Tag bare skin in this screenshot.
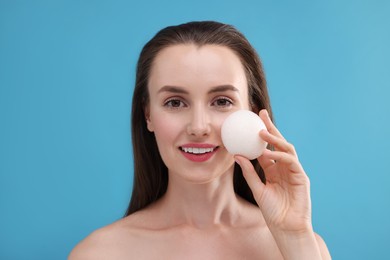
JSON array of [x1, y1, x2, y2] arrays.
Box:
[[70, 194, 286, 259], [69, 44, 331, 260], [69, 190, 328, 259]]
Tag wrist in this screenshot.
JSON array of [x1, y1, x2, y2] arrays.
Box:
[[270, 228, 322, 260]]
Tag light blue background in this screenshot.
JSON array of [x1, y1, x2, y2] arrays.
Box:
[[1, 0, 389, 259]]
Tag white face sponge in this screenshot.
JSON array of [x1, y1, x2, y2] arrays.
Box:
[[221, 110, 268, 160]]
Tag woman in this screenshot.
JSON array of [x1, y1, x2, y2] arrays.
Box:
[[69, 21, 331, 259]]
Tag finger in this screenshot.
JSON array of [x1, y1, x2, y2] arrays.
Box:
[[235, 155, 265, 202], [259, 109, 285, 140], [257, 152, 275, 170], [261, 149, 303, 173], [260, 129, 297, 155]]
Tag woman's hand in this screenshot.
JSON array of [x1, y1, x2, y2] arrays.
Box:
[[235, 109, 330, 259], [234, 109, 313, 234]]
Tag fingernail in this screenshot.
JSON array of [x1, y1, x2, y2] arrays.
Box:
[[259, 129, 268, 136], [265, 110, 269, 117], [234, 156, 241, 165]]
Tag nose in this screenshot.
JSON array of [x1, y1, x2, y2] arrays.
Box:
[[186, 107, 211, 137]]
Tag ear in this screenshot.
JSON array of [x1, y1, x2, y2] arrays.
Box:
[[144, 104, 154, 132]]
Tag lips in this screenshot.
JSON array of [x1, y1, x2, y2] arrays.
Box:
[[179, 143, 219, 162]]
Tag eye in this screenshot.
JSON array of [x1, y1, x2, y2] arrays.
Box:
[[212, 97, 233, 108], [164, 98, 187, 109]]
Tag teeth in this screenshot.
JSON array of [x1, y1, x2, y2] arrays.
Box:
[[181, 147, 215, 154]]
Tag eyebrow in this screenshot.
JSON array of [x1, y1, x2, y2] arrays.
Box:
[[157, 85, 239, 95]]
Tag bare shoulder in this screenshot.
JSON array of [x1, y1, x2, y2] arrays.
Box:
[[314, 232, 332, 260], [68, 226, 115, 260], [68, 215, 146, 260]]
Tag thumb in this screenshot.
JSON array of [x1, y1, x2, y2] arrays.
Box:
[[235, 155, 265, 204]]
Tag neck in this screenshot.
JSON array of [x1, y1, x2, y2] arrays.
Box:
[[159, 167, 243, 229]]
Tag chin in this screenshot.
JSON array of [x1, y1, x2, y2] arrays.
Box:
[[168, 163, 235, 185]]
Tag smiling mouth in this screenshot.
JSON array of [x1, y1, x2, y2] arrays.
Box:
[[179, 146, 219, 154]]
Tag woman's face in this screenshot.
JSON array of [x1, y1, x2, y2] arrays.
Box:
[[146, 44, 250, 183]]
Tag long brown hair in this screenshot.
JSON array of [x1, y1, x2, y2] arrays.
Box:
[[125, 21, 273, 216]]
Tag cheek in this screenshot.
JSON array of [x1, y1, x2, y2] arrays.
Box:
[[212, 115, 226, 133], [151, 113, 182, 146], [210, 112, 235, 138]]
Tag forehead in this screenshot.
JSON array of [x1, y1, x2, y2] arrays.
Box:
[[148, 44, 248, 94]]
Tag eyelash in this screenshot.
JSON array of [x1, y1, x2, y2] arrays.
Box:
[[211, 97, 233, 108], [164, 98, 187, 109], [163, 96, 234, 109]]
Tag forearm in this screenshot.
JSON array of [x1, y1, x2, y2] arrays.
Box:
[[270, 228, 322, 260]]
